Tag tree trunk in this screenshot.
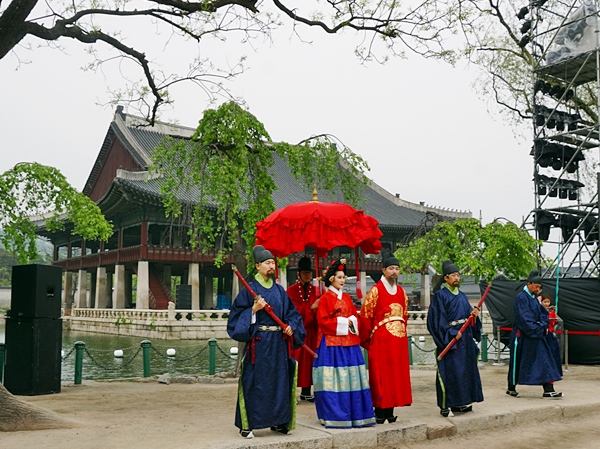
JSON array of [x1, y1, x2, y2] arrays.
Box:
[[0, 384, 73, 432], [0, 0, 39, 59]]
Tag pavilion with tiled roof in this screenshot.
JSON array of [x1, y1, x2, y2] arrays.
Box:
[[38, 107, 470, 312]]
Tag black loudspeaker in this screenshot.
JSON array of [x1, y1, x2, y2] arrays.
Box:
[[11, 264, 62, 318], [4, 317, 62, 395]]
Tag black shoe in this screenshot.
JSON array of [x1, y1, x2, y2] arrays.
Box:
[[542, 391, 563, 398], [506, 389, 519, 397], [451, 405, 473, 413], [270, 425, 290, 435], [375, 417, 386, 424], [300, 394, 315, 402], [387, 416, 398, 423], [240, 429, 254, 439], [440, 408, 454, 418]]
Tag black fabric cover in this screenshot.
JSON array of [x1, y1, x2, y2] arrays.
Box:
[[480, 279, 600, 364]]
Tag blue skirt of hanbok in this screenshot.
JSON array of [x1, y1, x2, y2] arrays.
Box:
[[313, 337, 375, 428]]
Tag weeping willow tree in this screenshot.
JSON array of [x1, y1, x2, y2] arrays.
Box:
[[151, 101, 370, 273], [0, 162, 112, 264]]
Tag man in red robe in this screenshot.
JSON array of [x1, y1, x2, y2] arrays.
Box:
[[286, 256, 319, 402], [360, 250, 412, 424]]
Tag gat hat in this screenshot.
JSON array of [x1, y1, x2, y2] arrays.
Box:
[[253, 245, 274, 264], [323, 259, 346, 287], [381, 249, 399, 268], [298, 256, 312, 272], [442, 260, 460, 276], [527, 269, 543, 284]]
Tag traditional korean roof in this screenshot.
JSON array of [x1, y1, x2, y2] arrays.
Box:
[[83, 107, 471, 235]]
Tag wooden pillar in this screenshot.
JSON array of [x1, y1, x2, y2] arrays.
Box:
[[140, 221, 148, 259]]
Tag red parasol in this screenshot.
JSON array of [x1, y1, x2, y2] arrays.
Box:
[[255, 194, 383, 258], [255, 190, 383, 299]]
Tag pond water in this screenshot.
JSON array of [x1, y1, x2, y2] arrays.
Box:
[[0, 319, 238, 381], [0, 319, 437, 382]]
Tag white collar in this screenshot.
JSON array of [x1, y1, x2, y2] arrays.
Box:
[[328, 285, 343, 299], [381, 276, 398, 295]]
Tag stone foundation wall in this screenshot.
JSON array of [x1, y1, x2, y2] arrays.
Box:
[[64, 309, 493, 340]]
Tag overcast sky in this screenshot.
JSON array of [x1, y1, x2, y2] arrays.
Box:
[[0, 13, 534, 226]]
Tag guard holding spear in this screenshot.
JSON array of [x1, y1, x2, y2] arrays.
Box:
[[227, 245, 306, 439], [427, 260, 484, 417]]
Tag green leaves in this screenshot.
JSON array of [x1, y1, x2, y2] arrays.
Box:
[[151, 101, 370, 269], [394, 218, 539, 282], [0, 163, 113, 264]]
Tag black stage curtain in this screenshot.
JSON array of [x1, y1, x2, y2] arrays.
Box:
[[480, 279, 600, 364]]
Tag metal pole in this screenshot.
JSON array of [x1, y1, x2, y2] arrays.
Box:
[[141, 340, 152, 377], [208, 338, 217, 375], [408, 334, 413, 366], [0, 342, 5, 384], [481, 333, 488, 362], [74, 341, 85, 385]]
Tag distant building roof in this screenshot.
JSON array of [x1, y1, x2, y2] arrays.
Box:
[[82, 108, 471, 235]]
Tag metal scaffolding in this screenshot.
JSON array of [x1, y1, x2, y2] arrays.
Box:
[[521, 0, 600, 277]]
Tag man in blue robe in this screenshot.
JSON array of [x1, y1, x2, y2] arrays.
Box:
[[427, 260, 484, 417], [227, 245, 306, 438], [507, 270, 562, 398]]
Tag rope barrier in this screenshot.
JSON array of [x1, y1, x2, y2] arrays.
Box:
[[150, 344, 208, 362], [410, 339, 436, 353], [83, 346, 142, 371], [62, 346, 76, 361], [216, 342, 238, 360]]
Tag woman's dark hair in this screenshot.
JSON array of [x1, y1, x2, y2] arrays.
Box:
[[323, 259, 346, 287]]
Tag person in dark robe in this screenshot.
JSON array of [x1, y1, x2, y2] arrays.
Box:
[[507, 270, 563, 398], [360, 250, 412, 424], [227, 245, 306, 439], [286, 256, 318, 402], [427, 260, 484, 417]]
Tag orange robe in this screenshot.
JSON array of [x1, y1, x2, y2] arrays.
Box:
[[286, 281, 318, 388], [360, 280, 412, 408]]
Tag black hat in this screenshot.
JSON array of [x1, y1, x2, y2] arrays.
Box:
[[442, 260, 460, 276], [253, 245, 274, 264], [323, 259, 346, 287], [382, 249, 399, 268], [527, 269, 543, 284], [298, 256, 312, 272]]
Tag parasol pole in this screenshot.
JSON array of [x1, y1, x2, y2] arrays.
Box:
[[232, 265, 318, 358], [355, 247, 363, 299], [437, 282, 492, 361]]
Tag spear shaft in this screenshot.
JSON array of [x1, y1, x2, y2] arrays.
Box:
[[437, 283, 492, 361], [232, 265, 317, 358]]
